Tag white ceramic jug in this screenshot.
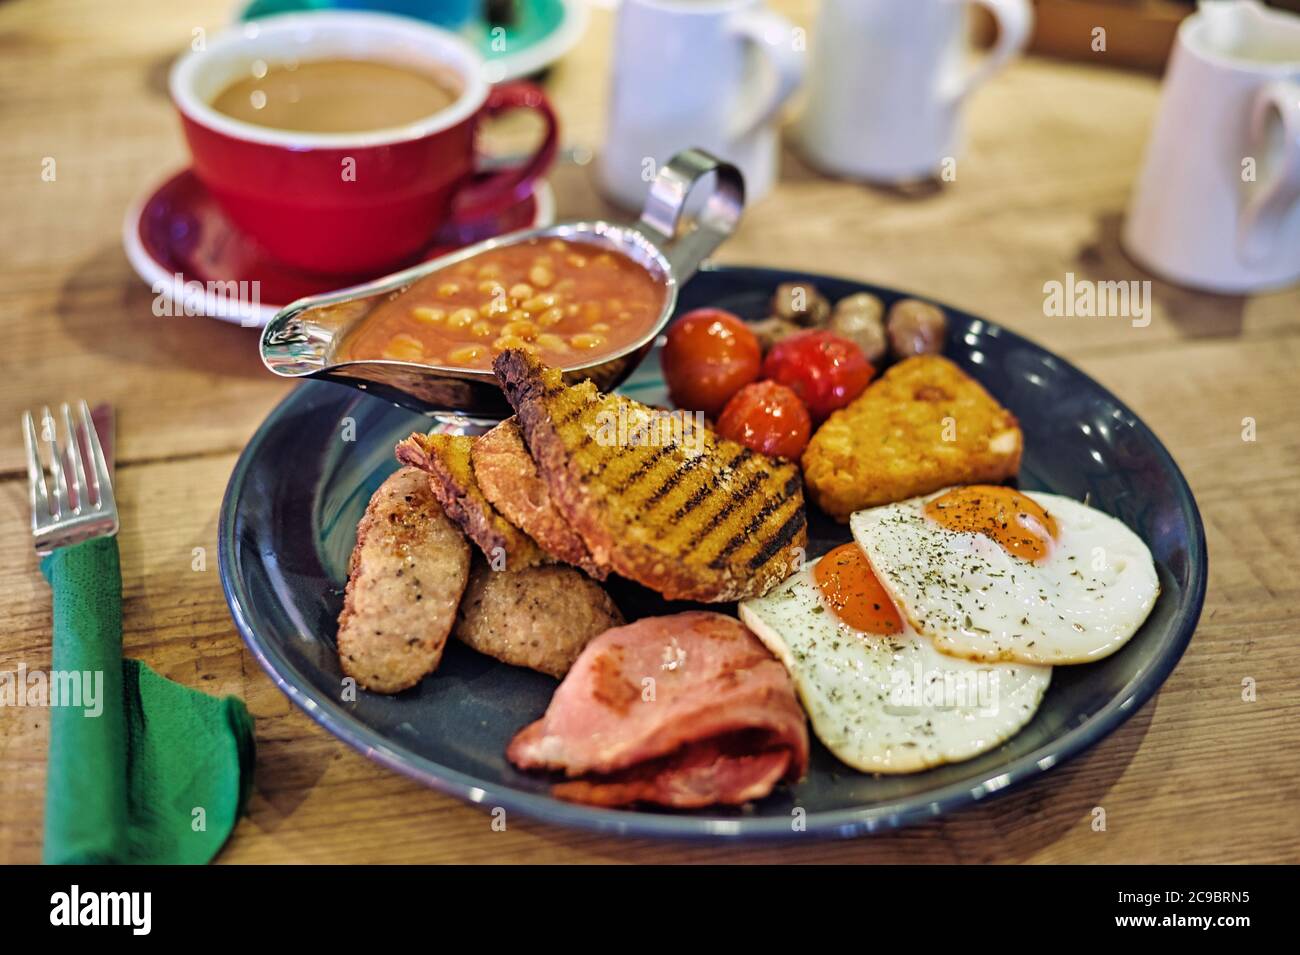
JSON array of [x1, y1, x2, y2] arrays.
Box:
[[598, 0, 805, 210], [1124, 0, 1300, 292], [795, 0, 1032, 183]]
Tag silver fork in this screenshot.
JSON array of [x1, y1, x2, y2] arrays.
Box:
[[23, 401, 118, 555]]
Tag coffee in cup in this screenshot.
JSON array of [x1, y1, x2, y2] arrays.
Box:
[[210, 59, 463, 134], [170, 12, 558, 276]]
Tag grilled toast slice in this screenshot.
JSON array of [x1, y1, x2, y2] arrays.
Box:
[[493, 350, 807, 602], [472, 418, 606, 579], [801, 354, 1023, 520], [396, 431, 547, 570]]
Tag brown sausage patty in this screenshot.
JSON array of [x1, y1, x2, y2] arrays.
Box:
[[454, 561, 623, 678], [337, 467, 471, 693]]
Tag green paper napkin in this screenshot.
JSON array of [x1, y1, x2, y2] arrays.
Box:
[[41, 537, 255, 865]]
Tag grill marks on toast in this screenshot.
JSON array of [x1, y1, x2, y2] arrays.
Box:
[[639, 448, 707, 512], [591, 422, 796, 576], [614, 445, 672, 494], [494, 350, 807, 601], [739, 502, 807, 573]]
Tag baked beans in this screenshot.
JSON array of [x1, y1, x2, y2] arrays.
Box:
[[341, 238, 665, 371]]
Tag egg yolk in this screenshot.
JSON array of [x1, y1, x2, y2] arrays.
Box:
[[813, 542, 904, 635], [924, 485, 1058, 563]]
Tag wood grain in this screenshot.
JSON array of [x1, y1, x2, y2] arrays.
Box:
[[1, 0, 1297, 864]]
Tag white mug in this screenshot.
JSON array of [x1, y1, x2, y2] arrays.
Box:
[[795, 0, 1032, 183], [598, 0, 804, 209], [1123, 1, 1300, 293]]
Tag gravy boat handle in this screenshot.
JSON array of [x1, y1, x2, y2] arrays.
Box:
[[634, 148, 745, 284]]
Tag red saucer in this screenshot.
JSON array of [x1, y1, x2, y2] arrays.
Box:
[[123, 168, 555, 326]]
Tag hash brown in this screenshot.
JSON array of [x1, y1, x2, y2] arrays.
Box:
[[801, 354, 1023, 520]]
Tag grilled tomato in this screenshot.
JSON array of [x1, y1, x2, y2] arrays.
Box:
[[760, 330, 874, 423], [715, 380, 812, 460], [662, 308, 761, 417]]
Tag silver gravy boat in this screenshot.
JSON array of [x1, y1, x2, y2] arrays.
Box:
[[259, 149, 743, 422]]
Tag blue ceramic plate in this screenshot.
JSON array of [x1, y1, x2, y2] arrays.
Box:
[[219, 266, 1206, 839]]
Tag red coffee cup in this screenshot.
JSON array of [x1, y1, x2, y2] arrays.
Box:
[[169, 12, 558, 276]]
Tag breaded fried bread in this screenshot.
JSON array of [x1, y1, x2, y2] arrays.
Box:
[[396, 431, 547, 570], [454, 560, 623, 677], [802, 355, 1023, 520], [493, 350, 807, 603], [336, 466, 471, 693], [472, 418, 605, 579]]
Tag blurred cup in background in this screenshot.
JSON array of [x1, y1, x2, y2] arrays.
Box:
[[1124, 0, 1300, 293], [332, 0, 480, 30], [598, 0, 804, 210], [796, 0, 1032, 184]]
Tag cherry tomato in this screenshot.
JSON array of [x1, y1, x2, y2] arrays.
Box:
[[760, 330, 874, 422], [715, 381, 812, 460], [662, 308, 761, 417]]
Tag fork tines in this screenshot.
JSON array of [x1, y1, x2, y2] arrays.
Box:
[[23, 400, 118, 555]]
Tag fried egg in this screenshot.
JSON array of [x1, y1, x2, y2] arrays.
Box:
[[738, 544, 1051, 774], [851, 486, 1159, 666]]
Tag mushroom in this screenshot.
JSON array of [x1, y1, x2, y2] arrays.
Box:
[[829, 293, 887, 364], [771, 281, 831, 327], [886, 298, 948, 359], [749, 315, 803, 353]]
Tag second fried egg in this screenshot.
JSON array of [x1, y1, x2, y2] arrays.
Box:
[[852, 486, 1160, 666]]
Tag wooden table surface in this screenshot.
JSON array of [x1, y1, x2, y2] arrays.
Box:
[[2, 0, 1297, 864]]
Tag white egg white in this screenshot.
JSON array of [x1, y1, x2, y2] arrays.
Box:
[[738, 561, 1051, 774], [851, 489, 1160, 666]]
